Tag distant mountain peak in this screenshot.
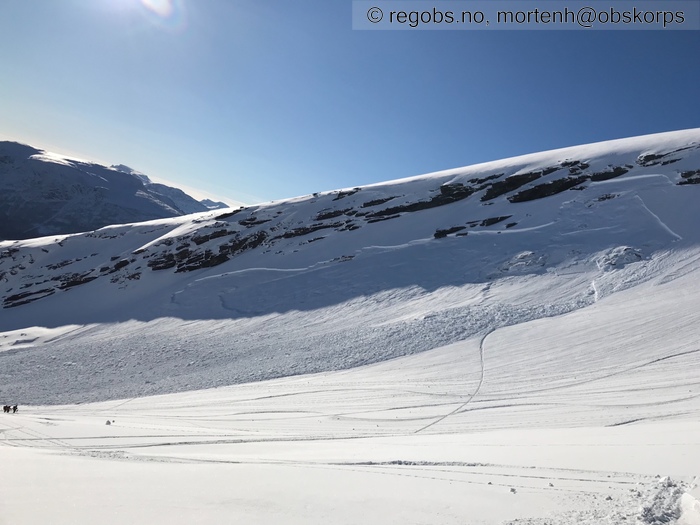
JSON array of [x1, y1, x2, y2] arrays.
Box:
[[199, 198, 229, 210], [111, 164, 149, 181], [0, 141, 235, 240]]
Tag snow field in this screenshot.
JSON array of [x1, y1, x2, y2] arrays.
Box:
[[2, 260, 699, 523], [2, 129, 700, 523]]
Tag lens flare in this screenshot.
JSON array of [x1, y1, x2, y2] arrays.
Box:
[[141, 0, 173, 17], [139, 0, 186, 30]]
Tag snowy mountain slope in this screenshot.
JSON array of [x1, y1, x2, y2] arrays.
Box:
[[1, 129, 700, 525], [0, 142, 227, 241], [1, 262, 699, 524], [1, 129, 699, 404]]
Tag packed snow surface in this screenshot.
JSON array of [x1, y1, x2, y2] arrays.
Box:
[[0, 129, 699, 523]]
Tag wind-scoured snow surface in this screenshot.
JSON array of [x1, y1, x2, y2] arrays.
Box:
[[0, 141, 226, 241], [1, 129, 699, 524]]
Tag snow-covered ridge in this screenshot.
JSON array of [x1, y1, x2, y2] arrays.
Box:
[[2, 128, 699, 309], [1, 129, 700, 404], [0, 141, 228, 241]]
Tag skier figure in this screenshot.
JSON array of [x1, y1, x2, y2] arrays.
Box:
[[12, 405, 17, 414]]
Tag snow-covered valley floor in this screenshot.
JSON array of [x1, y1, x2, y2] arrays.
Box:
[[2, 264, 699, 524]]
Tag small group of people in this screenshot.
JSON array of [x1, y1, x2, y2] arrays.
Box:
[[2, 405, 18, 414]]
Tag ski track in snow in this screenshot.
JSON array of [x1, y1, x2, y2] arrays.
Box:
[[414, 328, 493, 434], [635, 194, 683, 241]]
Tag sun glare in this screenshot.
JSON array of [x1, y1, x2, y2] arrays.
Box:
[[140, 0, 175, 18], [131, 0, 186, 30]]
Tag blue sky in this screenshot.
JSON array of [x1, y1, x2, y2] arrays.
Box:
[[1, 0, 698, 204]]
